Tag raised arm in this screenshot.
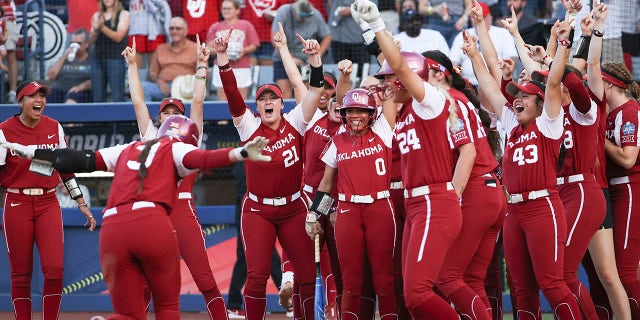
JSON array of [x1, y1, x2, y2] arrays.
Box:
[[191, 35, 209, 133], [357, 0, 426, 101], [544, 18, 573, 119], [469, 0, 501, 82], [502, 5, 541, 74], [587, 1, 606, 101], [123, 39, 152, 136], [336, 59, 353, 105], [462, 31, 507, 118], [214, 29, 249, 126], [273, 22, 307, 104], [297, 35, 325, 122]]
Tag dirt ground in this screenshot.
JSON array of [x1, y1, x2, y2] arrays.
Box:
[[0, 311, 291, 319]]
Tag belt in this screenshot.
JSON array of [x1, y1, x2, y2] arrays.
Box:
[[390, 181, 404, 190], [103, 201, 156, 218], [557, 174, 592, 185], [610, 176, 632, 185], [303, 184, 316, 194], [6, 188, 56, 196], [177, 192, 192, 199], [507, 189, 550, 204], [404, 182, 454, 198], [248, 191, 302, 206], [338, 190, 390, 204]]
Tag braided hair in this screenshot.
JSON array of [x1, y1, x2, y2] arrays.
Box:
[[136, 139, 159, 195]]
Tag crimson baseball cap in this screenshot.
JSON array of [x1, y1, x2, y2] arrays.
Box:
[[506, 81, 546, 100], [255, 84, 284, 101], [531, 69, 550, 83], [17, 81, 50, 102], [478, 2, 490, 17], [159, 97, 185, 114]]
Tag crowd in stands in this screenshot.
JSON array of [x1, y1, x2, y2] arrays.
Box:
[[0, 0, 638, 104]]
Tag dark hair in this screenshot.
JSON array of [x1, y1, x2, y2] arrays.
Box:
[[602, 62, 640, 102], [73, 28, 90, 43], [136, 139, 158, 194]]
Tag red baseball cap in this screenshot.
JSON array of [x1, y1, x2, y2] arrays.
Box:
[[531, 69, 550, 83], [478, 2, 490, 17], [256, 84, 284, 101], [506, 81, 546, 100], [17, 81, 50, 102], [159, 97, 185, 114]]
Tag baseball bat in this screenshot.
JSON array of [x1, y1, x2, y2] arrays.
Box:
[[314, 234, 325, 320]]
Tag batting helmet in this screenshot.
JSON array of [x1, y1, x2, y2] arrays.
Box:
[[375, 51, 427, 80], [340, 88, 376, 126], [157, 115, 199, 147]]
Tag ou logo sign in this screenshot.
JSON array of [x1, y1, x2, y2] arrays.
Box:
[[15, 10, 66, 80], [187, 0, 207, 18]]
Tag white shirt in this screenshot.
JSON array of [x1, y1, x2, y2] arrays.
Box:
[[394, 29, 450, 56]]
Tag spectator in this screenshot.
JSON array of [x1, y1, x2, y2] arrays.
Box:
[[207, 0, 260, 100], [66, 0, 98, 45], [601, 0, 624, 64], [56, 179, 92, 208], [418, 0, 471, 46], [88, 0, 130, 102], [47, 29, 93, 104], [504, 0, 546, 47], [141, 17, 197, 101], [328, 0, 374, 79], [450, 1, 516, 86], [394, 9, 449, 55], [127, 0, 170, 69], [0, 7, 8, 73], [271, 0, 331, 98], [1, 0, 17, 103], [183, 0, 218, 41], [379, 0, 402, 33], [241, 0, 288, 66]]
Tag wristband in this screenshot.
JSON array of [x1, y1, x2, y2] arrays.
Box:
[[592, 29, 604, 37], [195, 74, 207, 81], [196, 65, 208, 72], [63, 177, 83, 200], [427, 6, 433, 15], [309, 65, 324, 88], [233, 147, 249, 161], [557, 39, 572, 48], [572, 35, 591, 60], [310, 191, 335, 216], [78, 202, 88, 208], [362, 30, 381, 57], [219, 63, 231, 72]]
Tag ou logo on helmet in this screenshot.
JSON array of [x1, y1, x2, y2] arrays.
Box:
[[187, 0, 207, 18]]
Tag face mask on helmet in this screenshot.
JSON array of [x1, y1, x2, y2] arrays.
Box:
[[341, 88, 376, 129], [157, 115, 200, 147]]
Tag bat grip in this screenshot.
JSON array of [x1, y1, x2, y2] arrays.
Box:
[[314, 234, 321, 272]]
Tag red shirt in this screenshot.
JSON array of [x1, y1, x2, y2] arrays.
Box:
[[604, 99, 640, 179], [184, 0, 219, 40], [67, 0, 98, 33], [0, 115, 67, 188], [0, 0, 15, 22], [304, 111, 341, 188], [321, 114, 394, 196], [501, 107, 564, 194], [240, 0, 287, 43]]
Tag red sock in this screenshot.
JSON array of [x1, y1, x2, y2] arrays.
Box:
[[408, 295, 459, 320], [244, 295, 266, 320], [448, 286, 491, 320], [42, 278, 62, 320], [203, 288, 228, 320]]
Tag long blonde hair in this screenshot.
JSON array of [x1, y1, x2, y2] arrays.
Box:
[[99, 0, 124, 27]]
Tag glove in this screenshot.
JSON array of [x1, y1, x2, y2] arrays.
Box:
[[235, 136, 272, 162], [1, 142, 36, 159], [356, 0, 385, 32], [350, 3, 370, 31], [305, 212, 324, 239]]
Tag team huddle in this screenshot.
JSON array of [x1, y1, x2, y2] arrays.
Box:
[[1, 0, 639, 319]]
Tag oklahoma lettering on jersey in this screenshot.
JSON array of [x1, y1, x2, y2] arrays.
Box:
[[98, 138, 198, 211], [395, 85, 457, 189], [321, 114, 393, 196], [0, 115, 66, 188], [236, 106, 307, 197], [450, 89, 498, 176], [605, 99, 640, 179], [557, 101, 601, 179], [304, 112, 341, 188], [502, 107, 564, 194]]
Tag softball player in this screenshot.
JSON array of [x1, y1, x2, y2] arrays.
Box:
[[123, 37, 231, 319], [0, 81, 95, 320], [3, 115, 271, 319], [214, 29, 324, 320], [588, 19, 640, 320]]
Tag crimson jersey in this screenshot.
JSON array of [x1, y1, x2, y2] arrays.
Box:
[[0, 115, 67, 188], [395, 83, 464, 189], [236, 106, 308, 197], [604, 99, 640, 179], [390, 139, 402, 182], [97, 138, 198, 211], [304, 111, 342, 188], [557, 101, 601, 179], [321, 114, 394, 196], [589, 90, 609, 188], [450, 89, 498, 176], [501, 107, 564, 194]]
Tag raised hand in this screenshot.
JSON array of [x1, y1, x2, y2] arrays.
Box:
[[212, 28, 233, 54], [461, 30, 479, 58], [196, 34, 210, 63], [296, 34, 320, 56], [243, 136, 272, 162], [350, 3, 370, 31], [499, 58, 515, 79], [273, 22, 288, 50], [122, 38, 136, 65], [562, 0, 582, 16], [524, 44, 547, 63], [592, 0, 607, 22], [355, 0, 385, 32], [469, 0, 484, 25], [580, 13, 594, 36], [1, 142, 36, 159], [501, 5, 518, 35], [338, 59, 353, 75], [557, 17, 574, 41]]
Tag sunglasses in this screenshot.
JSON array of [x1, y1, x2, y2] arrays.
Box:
[[169, 26, 184, 31]]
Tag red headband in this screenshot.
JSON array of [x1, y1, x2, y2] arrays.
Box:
[[602, 69, 629, 89], [324, 75, 336, 88], [424, 57, 451, 77]]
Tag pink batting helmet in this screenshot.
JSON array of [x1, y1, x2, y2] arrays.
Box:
[[157, 115, 199, 147], [375, 51, 427, 80]]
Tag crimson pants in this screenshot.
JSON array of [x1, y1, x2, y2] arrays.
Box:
[[100, 208, 180, 320]]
